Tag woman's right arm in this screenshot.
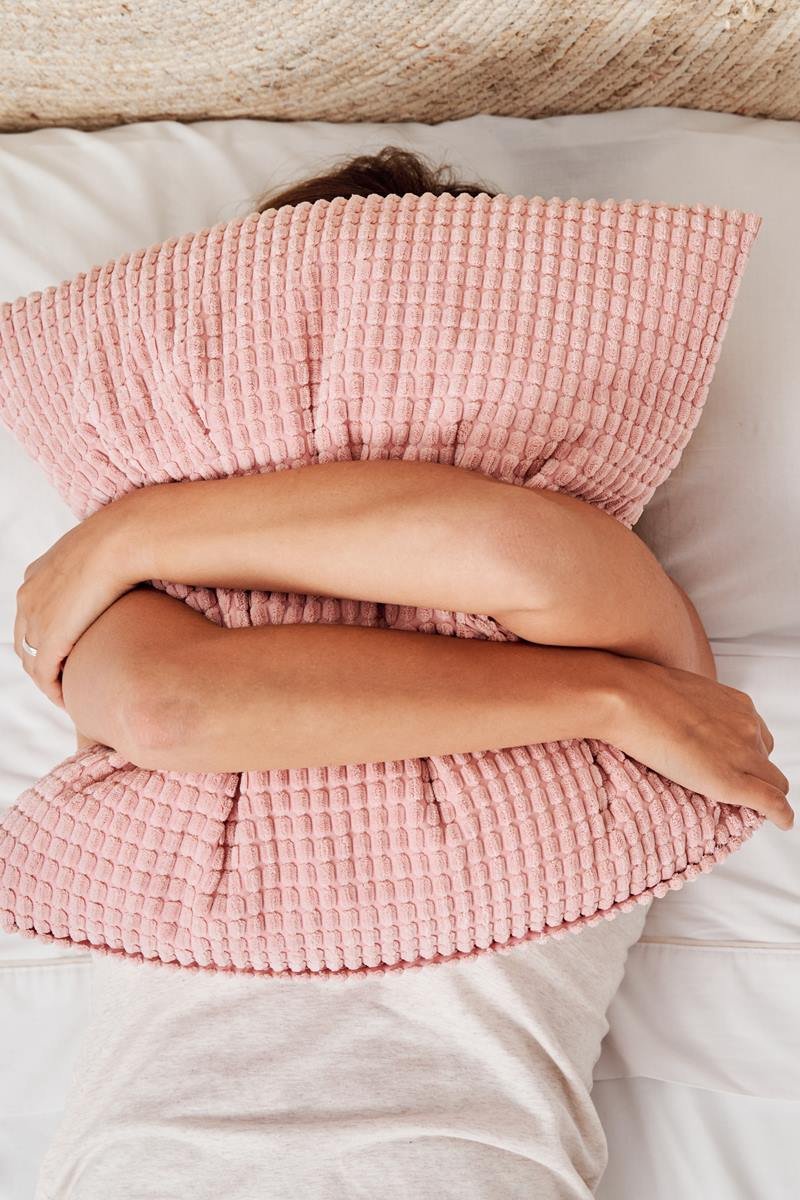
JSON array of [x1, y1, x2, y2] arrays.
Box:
[[60, 585, 793, 829], [60, 585, 619, 771]]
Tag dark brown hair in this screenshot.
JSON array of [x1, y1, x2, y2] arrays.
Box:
[[253, 145, 499, 213]]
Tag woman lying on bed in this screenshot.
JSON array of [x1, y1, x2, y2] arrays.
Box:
[[13, 148, 793, 831], [16, 147, 794, 1200]]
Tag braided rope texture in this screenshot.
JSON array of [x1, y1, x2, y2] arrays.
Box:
[[0, 192, 763, 978], [0, 0, 798, 132]]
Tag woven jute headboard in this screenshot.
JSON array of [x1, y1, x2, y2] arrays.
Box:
[[1, 0, 798, 132]]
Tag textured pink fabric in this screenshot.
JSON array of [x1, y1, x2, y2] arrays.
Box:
[[0, 192, 763, 979]]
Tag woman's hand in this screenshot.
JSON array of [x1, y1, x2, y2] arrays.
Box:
[[14, 500, 141, 708], [600, 655, 794, 831]]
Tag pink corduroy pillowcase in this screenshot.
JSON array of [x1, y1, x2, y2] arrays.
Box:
[[0, 191, 763, 979]]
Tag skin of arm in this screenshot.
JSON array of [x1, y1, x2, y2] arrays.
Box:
[[490, 489, 717, 681], [61, 585, 793, 830], [74, 728, 95, 753], [58, 463, 792, 827], [60, 460, 712, 770], [105, 459, 706, 675], [61, 585, 624, 772]]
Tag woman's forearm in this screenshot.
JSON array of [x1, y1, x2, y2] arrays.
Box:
[[161, 625, 623, 773], [60, 587, 621, 773]]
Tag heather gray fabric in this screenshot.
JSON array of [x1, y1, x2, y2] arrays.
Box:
[[36, 901, 651, 1200]]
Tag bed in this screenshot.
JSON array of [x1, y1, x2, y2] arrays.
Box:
[[1, 105, 798, 1198]]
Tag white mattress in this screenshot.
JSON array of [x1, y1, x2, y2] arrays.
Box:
[[1, 107, 798, 1198]]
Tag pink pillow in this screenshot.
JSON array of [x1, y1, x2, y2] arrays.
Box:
[[0, 191, 763, 978]]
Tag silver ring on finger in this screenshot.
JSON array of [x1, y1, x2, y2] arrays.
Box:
[[22, 636, 38, 658]]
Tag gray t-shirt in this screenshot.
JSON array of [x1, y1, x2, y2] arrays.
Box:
[[35, 901, 651, 1200]]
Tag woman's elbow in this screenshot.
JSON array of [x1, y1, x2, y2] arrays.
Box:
[[116, 670, 204, 770], [58, 584, 218, 769]]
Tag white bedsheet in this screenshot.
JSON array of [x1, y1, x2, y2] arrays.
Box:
[[1, 107, 798, 1199]]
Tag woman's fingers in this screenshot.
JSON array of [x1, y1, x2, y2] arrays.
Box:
[[739, 775, 794, 830], [756, 713, 775, 755], [740, 745, 791, 795], [41, 664, 66, 708], [741, 709, 793, 827], [12, 515, 132, 710], [33, 640, 67, 707], [12, 615, 67, 708], [769, 759, 791, 795], [12, 605, 23, 663]]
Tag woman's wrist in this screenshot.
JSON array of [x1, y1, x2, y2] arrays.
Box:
[[570, 648, 638, 744], [82, 490, 150, 591]]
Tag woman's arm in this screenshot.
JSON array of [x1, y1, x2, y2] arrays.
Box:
[[489, 489, 717, 679], [64, 580, 712, 757], [104, 460, 704, 674], [74, 727, 95, 752], [59, 586, 792, 828], [16, 459, 707, 709], [60, 585, 620, 772]]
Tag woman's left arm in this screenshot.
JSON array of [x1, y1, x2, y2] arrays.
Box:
[[15, 460, 709, 707], [114, 464, 712, 675], [113, 465, 714, 681]]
